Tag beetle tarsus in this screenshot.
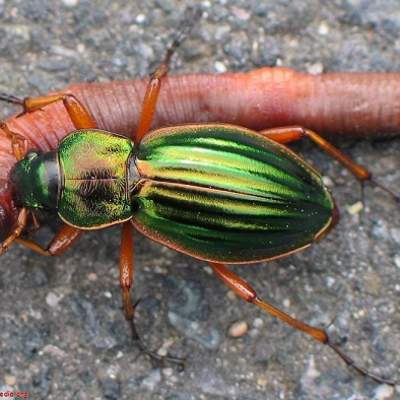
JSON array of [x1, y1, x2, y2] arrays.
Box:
[[368, 177, 400, 205], [0, 93, 28, 118], [155, 5, 203, 74], [0, 208, 29, 255], [0, 92, 24, 106], [326, 340, 397, 386], [127, 301, 185, 370]]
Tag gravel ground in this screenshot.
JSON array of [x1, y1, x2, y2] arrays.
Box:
[[0, 1, 400, 399]]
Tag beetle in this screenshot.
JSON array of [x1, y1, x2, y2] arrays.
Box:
[[0, 8, 399, 386]]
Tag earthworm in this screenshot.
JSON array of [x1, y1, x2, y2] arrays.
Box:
[[1, 67, 400, 238]]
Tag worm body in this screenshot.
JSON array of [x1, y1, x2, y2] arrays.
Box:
[[1, 67, 400, 238]]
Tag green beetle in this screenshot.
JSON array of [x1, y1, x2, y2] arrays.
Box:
[[10, 124, 335, 263]]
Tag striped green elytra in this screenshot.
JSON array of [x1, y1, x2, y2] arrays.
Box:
[[10, 124, 334, 263]]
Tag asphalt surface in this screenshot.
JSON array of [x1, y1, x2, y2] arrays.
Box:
[[0, 1, 400, 399]]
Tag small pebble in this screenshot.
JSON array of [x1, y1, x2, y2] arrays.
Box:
[[40, 344, 67, 358], [257, 376, 268, 387], [228, 321, 248, 338], [107, 365, 119, 380], [157, 338, 174, 357], [62, 0, 79, 7], [304, 356, 320, 380], [394, 255, 400, 268], [346, 201, 363, 215], [322, 175, 334, 188], [51, 45, 79, 58], [231, 6, 251, 21], [76, 43, 85, 53], [363, 271, 382, 296], [157, 347, 168, 357], [253, 318, 263, 328], [162, 368, 174, 378], [354, 309, 366, 318], [87, 272, 97, 281], [135, 14, 146, 24], [391, 228, 400, 245], [204, 265, 213, 275], [326, 276, 335, 288], [283, 298, 291, 308], [373, 384, 394, 400], [301, 356, 321, 387], [214, 61, 227, 73], [46, 292, 62, 307], [307, 62, 324, 75], [20, 312, 28, 323], [227, 291, 237, 300], [4, 374, 16, 386], [104, 291, 112, 298], [318, 21, 330, 35]]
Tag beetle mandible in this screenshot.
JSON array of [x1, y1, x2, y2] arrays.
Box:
[[0, 7, 398, 386]]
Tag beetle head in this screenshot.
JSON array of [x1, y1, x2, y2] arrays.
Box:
[[10, 150, 59, 211]]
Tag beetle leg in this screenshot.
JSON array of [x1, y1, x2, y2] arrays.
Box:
[[134, 6, 202, 145], [0, 92, 24, 107], [59, 94, 97, 129], [134, 63, 168, 145], [120, 222, 184, 368], [15, 224, 81, 256], [19, 212, 42, 237], [0, 208, 28, 255], [0, 121, 29, 160], [0, 92, 96, 129], [120, 222, 135, 322], [259, 126, 400, 204], [209, 261, 397, 386], [30, 212, 41, 232]]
